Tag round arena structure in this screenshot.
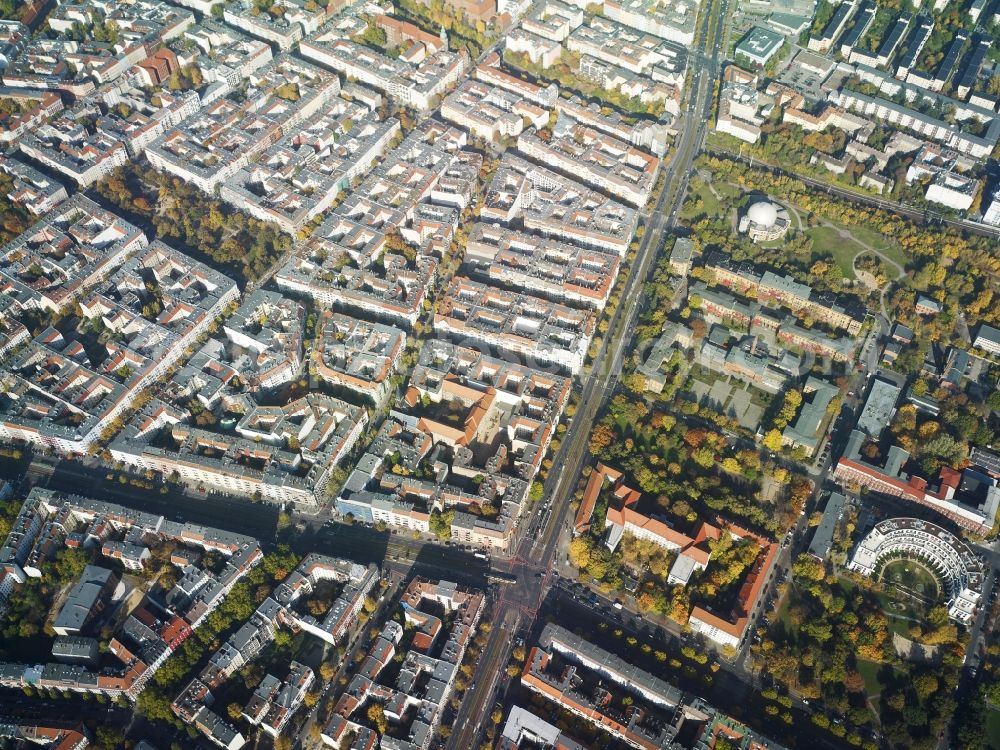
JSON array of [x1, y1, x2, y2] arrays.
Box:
[[737, 197, 790, 243], [848, 517, 984, 624]]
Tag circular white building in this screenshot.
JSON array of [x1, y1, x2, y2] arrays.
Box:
[[738, 197, 790, 243], [848, 517, 984, 624]]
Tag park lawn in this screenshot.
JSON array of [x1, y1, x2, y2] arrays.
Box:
[[857, 658, 904, 698], [806, 226, 864, 280], [690, 364, 729, 384], [886, 614, 915, 637], [881, 558, 939, 600], [714, 181, 742, 201], [986, 707, 1000, 749], [776, 589, 797, 634], [856, 659, 883, 697], [872, 590, 922, 637], [682, 179, 723, 220], [749, 387, 772, 409], [829, 219, 909, 270]]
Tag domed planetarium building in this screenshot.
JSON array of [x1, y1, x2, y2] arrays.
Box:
[[738, 197, 790, 243]]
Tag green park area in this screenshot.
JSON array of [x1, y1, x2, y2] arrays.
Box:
[[830, 220, 906, 266], [805, 226, 865, 280], [987, 708, 1000, 748], [856, 658, 905, 699], [806, 219, 908, 282], [681, 176, 747, 221], [760, 555, 964, 749], [879, 558, 940, 603], [680, 177, 723, 221], [682, 162, 915, 296]]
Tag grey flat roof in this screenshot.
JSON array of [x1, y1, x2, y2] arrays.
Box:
[[971, 447, 1000, 476], [51, 635, 100, 659], [539, 623, 682, 706], [736, 26, 784, 57], [857, 378, 902, 437], [53, 565, 114, 633], [808, 492, 846, 560], [976, 324, 1000, 346]]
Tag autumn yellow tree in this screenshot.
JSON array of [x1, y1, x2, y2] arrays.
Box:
[[368, 703, 388, 735]]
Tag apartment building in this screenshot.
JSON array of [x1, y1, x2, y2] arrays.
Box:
[[925, 170, 980, 210], [475, 53, 560, 107], [0, 488, 263, 699], [273, 554, 380, 646], [554, 95, 672, 156], [0, 195, 147, 312], [242, 662, 315, 737], [337, 340, 570, 549], [522, 624, 684, 749], [279, 242, 437, 329], [275, 126, 463, 327], [0, 234, 237, 454], [441, 79, 549, 142], [222, 290, 305, 392], [775, 318, 858, 361], [516, 121, 659, 207], [506, 27, 564, 67], [434, 276, 596, 374], [895, 15, 933, 78], [0, 153, 67, 215], [321, 578, 485, 750], [849, 517, 983, 623], [313, 311, 406, 407], [0, 297, 28, 363], [221, 101, 400, 234], [482, 153, 638, 256], [0, 89, 63, 145], [222, 0, 336, 50], [95, 89, 202, 159], [603, 0, 698, 45], [18, 116, 129, 188], [834, 430, 1000, 535], [716, 66, 766, 144], [807, 0, 856, 53], [147, 55, 341, 193], [300, 32, 468, 112], [112, 391, 366, 507], [568, 17, 686, 75], [465, 223, 621, 310], [706, 253, 865, 334], [781, 376, 840, 456], [832, 85, 1000, 160], [3, 0, 194, 95], [178, 20, 274, 91], [974, 324, 1000, 355]]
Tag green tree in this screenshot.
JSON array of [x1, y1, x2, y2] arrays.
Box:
[[429, 510, 454, 541], [93, 727, 123, 750], [136, 688, 174, 722], [528, 481, 545, 503]]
